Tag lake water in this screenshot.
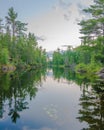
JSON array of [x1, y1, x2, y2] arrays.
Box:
[[0, 68, 104, 130]]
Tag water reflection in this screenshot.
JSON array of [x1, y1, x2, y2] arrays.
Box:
[[77, 79, 104, 130], [52, 67, 76, 83], [0, 67, 104, 130], [52, 67, 104, 130], [0, 69, 46, 123]]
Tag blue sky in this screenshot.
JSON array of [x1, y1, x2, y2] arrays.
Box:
[[0, 0, 55, 20], [0, 0, 93, 51]]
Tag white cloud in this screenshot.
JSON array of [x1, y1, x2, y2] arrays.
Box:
[[22, 126, 57, 130], [79, 0, 93, 6], [27, 0, 93, 51], [35, 35, 46, 41]]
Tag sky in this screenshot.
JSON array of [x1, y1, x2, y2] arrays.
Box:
[[0, 0, 93, 51]]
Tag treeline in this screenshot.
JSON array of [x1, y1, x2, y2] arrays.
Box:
[[0, 7, 47, 70], [52, 0, 104, 73]]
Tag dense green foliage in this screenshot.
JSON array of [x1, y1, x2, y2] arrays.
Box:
[[0, 7, 47, 69], [52, 0, 104, 73]]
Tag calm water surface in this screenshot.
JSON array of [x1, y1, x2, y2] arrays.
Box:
[[0, 68, 104, 130]]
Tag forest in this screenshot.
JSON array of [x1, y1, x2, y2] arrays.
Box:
[[52, 0, 104, 75], [0, 7, 47, 71], [0, 0, 104, 75]]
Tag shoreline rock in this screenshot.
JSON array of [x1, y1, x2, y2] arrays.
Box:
[[97, 68, 104, 79], [1, 65, 16, 72]]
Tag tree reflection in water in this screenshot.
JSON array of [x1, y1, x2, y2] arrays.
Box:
[[52, 67, 104, 130], [0, 67, 104, 128], [77, 79, 104, 130], [0, 69, 46, 123]]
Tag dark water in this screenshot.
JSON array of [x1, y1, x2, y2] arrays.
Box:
[[0, 68, 104, 130]]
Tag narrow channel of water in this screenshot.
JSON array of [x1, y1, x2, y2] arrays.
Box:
[[0, 68, 104, 130]]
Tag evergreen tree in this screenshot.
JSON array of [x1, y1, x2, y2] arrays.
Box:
[[5, 7, 18, 38]]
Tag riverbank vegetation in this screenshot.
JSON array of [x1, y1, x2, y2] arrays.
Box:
[[52, 0, 104, 75], [0, 7, 47, 71]]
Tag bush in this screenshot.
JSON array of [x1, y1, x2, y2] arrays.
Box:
[[75, 63, 87, 73]]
